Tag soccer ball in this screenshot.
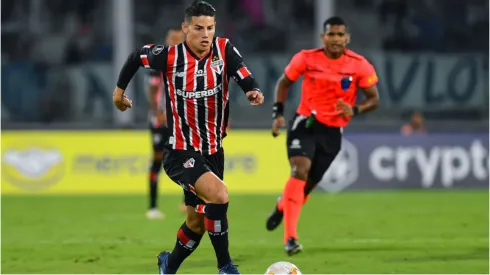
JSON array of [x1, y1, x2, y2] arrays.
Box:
[[265, 261, 302, 274]]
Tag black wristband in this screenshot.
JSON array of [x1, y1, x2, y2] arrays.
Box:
[[353, 106, 360, 116], [272, 102, 284, 119]]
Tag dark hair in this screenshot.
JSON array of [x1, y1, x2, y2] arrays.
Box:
[[184, 1, 216, 22], [323, 16, 347, 32]]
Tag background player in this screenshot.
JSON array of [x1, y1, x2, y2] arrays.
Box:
[[113, 1, 264, 273], [146, 27, 186, 220], [266, 16, 380, 255]]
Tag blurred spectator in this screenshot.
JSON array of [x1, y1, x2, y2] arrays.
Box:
[[401, 112, 427, 136], [239, 0, 265, 27]]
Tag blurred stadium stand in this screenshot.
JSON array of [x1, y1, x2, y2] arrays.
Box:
[[2, 0, 488, 132]]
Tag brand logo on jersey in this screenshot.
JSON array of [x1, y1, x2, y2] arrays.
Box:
[[195, 69, 206, 77], [152, 45, 165, 55], [211, 59, 224, 75], [175, 85, 222, 99], [183, 158, 195, 168], [175, 71, 186, 78]]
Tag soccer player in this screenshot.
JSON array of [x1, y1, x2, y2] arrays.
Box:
[[113, 1, 264, 273], [266, 16, 380, 255], [146, 27, 186, 220]]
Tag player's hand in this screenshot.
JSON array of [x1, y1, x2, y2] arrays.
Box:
[[113, 87, 132, 111], [336, 99, 353, 117], [272, 116, 286, 138], [246, 90, 264, 106], [157, 110, 167, 125]]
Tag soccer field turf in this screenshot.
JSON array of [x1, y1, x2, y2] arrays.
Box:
[[2, 191, 488, 274]]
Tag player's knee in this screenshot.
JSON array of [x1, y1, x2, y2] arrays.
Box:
[[289, 156, 311, 181], [204, 183, 228, 204], [291, 164, 310, 181], [210, 184, 228, 204], [194, 172, 229, 204], [153, 152, 163, 161]]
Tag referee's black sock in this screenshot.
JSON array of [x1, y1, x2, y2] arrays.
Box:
[[167, 222, 203, 270], [204, 203, 231, 268], [149, 159, 162, 209]]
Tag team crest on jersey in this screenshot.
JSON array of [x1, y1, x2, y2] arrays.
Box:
[[211, 59, 224, 75]]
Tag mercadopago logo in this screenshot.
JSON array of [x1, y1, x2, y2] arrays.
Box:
[[2, 147, 65, 191]]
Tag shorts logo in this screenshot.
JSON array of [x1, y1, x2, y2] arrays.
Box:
[[290, 139, 301, 149], [317, 138, 359, 193], [183, 158, 195, 168]]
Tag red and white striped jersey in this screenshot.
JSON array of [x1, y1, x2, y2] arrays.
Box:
[[135, 37, 258, 155]]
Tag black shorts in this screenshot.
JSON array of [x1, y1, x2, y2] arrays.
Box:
[[287, 113, 342, 184], [150, 124, 169, 152], [163, 148, 224, 208]]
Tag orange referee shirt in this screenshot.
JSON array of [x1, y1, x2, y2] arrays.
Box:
[[284, 48, 378, 128]]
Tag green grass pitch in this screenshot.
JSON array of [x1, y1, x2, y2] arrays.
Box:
[[2, 190, 488, 274]]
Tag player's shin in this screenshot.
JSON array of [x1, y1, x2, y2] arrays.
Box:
[[282, 177, 307, 243], [277, 179, 312, 212], [167, 222, 203, 270], [204, 203, 232, 268]]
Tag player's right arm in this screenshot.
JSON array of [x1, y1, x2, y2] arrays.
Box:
[[272, 51, 306, 137], [147, 71, 160, 113], [113, 44, 168, 112], [147, 71, 167, 125]]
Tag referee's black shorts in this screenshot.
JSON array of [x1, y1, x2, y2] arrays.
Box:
[[286, 113, 342, 184]]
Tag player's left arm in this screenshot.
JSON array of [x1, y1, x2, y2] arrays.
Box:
[[338, 59, 380, 116], [225, 40, 264, 106], [147, 71, 160, 113], [356, 59, 380, 115]]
